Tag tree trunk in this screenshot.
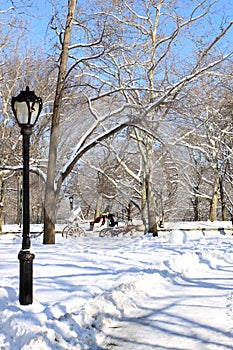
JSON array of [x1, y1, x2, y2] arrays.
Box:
[[0, 177, 5, 232], [94, 192, 103, 219], [141, 179, 148, 234], [146, 136, 158, 236], [146, 173, 158, 236], [209, 175, 219, 222], [192, 187, 199, 221], [127, 201, 133, 224], [219, 176, 227, 221], [0, 205, 3, 233], [160, 209, 165, 228], [85, 205, 91, 219], [43, 0, 77, 244], [43, 184, 57, 244], [193, 197, 199, 221]]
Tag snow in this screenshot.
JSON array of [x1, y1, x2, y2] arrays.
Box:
[[0, 223, 233, 350]]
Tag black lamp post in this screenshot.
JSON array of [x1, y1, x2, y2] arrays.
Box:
[[69, 196, 74, 210], [11, 86, 42, 305]]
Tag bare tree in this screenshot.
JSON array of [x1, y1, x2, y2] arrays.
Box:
[[12, 0, 230, 243], [175, 71, 233, 221]]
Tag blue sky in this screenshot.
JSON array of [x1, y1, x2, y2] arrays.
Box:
[[2, 0, 233, 52], [2, 0, 53, 47]]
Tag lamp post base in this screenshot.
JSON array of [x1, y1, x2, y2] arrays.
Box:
[[18, 250, 35, 305]]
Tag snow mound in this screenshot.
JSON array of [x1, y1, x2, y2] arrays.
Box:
[[169, 229, 187, 244]]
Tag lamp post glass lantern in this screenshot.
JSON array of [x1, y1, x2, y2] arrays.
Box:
[[11, 86, 42, 305], [69, 196, 74, 210]]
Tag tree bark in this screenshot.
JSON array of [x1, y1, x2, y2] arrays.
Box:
[[146, 173, 158, 236], [141, 178, 148, 234], [0, 177, 4, 232], [94, 192, 103, 219], [209, 175, 219, 222], [219, 176, 227, 221], [43, 0, 77, 244], [192, 186, 199, 221], [127, 201, 133, 224], [146, 136, 158, 236]]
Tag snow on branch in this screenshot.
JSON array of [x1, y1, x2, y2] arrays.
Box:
[[81, 159, 141, 209], [56, 119, 155, 193], [145, 53, 233, 114], [68, 24, 105, 50], [0, 7, 14, 14], [0, 165, 46, 183]]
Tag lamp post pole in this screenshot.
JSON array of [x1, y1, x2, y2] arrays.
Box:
[[18, 125, 34, 305], [11, 86, 42, 305]]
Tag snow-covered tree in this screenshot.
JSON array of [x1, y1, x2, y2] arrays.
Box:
[[41, 0, 233, 243]]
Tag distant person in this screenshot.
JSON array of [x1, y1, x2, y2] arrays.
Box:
[[101, 211, 108, 225]]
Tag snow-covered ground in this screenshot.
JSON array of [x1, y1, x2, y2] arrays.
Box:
[[0, 223, 233, 349]]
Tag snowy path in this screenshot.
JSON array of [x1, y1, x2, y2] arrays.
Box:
[[99, 236, 233, 349], [103, 278, 233, 350]]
